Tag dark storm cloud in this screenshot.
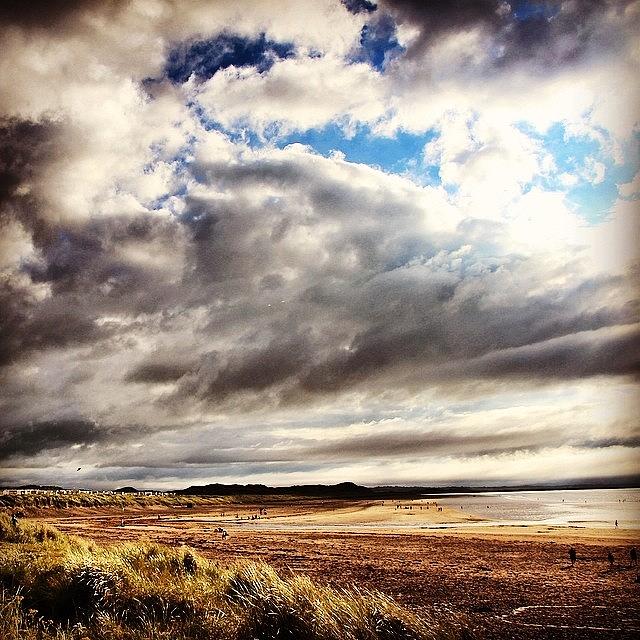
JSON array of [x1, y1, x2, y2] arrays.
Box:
[[0, 118, 63, 244], [0, 0, 124, 30], [0, 115, 189, 368], [299, 271, 638, 395], [1, 418, 108, 461], [0, 204, 186, 367], [126, 362, 193, 384], [0, 416, 169, 464], [310, 427, 564, 459], [125, 150, 637, 407], [165, 33, 296, 84], [447, 324, 640, 381], [0, 277, 107, 367], [23, 211, 184, 300], [174, 335, 313, 403], [382, 0, 505, 42], [381, 0, 637, 67], [580, 436, 640, 449]]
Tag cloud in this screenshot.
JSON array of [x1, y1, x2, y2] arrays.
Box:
[[0, 0, 123, 30], [0, 118, 66, 238], [126, 362, 193, 385], [381, 0, 636, 67], [0, 1, 637, 487], [194, 54, 386, 135], [308, 426, 563, 459], [0, 277, 106, 367], [1, 418, 110, 462]]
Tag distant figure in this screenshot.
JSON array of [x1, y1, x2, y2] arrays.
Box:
[[569, 547, 577, 565], [11, 513, 18, 527], [120, 517, 125, 527], [222, 529, 228, 540], [615, 520, 618, 528], [608, 551, 614, 566], [630, 548, 637, 566]]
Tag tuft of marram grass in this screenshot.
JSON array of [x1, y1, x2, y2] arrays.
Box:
[[0, 516, 470, 640]]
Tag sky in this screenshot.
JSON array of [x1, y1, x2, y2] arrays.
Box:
[[0, 0, 639, 490]]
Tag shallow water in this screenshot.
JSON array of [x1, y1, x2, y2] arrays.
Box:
[[427, 488, 640, 528]]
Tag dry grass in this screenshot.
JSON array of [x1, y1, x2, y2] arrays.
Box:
[[0, 514, 469, 640], [0, 491, 230, 512]]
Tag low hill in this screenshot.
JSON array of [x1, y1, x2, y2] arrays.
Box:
[[177, 481, 375, 498]]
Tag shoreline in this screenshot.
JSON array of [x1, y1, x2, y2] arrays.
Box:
[[27, 498, 639, 545]]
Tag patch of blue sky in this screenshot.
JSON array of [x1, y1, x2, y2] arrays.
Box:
[[188, 102, 264, 149], [148, 183, 188, 212], [518, 123, 640, 223], [511, 0, 559, 21], [351, 12, 404, 72], [165, 32, 295, 84], [279, 123, 438, 178], [341, 0, 377, 14], [613, 133, 640, 198], [350, 13, 405, 71]]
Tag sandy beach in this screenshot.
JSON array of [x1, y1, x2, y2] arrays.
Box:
[[27, 496, 639, 639]]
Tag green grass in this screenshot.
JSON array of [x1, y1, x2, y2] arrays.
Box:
[[0, 515, 469, 640]]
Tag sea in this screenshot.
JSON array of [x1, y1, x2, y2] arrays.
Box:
[[424, 488, 640, 529]]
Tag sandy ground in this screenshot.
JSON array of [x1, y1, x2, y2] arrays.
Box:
[[31, 499, 640, 639]]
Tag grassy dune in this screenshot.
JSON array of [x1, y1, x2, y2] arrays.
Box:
[[0, 515, 467, 640], [0, 491, 232, 512]]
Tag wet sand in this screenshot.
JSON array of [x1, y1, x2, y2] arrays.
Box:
[[33, 499, 640, 638]]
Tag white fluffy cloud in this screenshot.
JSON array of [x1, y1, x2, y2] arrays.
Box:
[[195, 55, 387, 135]]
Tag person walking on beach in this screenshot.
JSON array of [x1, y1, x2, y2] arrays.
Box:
[[569, 547, 577, 565], [630, 548, 637, 566], [615, 519, 618, 528]]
